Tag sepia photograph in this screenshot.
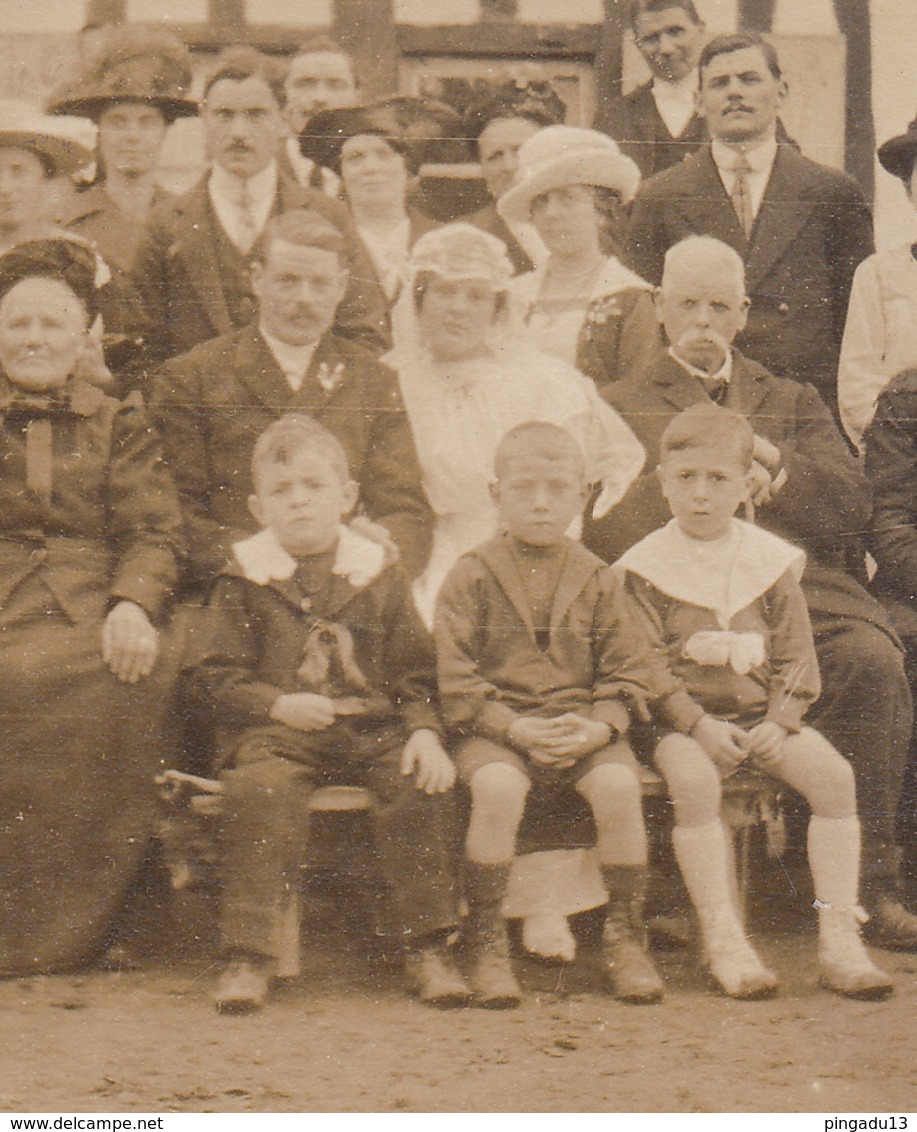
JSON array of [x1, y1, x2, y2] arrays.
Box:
[[0, 0, 914, 1117]]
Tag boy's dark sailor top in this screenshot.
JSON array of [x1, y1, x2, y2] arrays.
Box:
[[195, 525, 441, 761], [435, 531, 679, 743], [618, 518, 821, 733]]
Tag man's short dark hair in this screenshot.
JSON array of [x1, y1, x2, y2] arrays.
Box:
[[630, 0, 702, 34], [202, 45, 285, 106], [252, 209, 346, 265], [290, 34, 353, 67], [698, 32, 782, 83]]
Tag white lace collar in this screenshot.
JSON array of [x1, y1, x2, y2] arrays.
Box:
[[231, 525, 386, 589]]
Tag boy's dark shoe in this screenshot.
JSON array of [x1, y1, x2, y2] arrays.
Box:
[[467, 940, 523, 1009], [603, 904, 665, 1004], [404, 945, 470, 1008], [862, 894, 917, 951], [463, 860, 522, 1008], [214, 957, 270, 1014]]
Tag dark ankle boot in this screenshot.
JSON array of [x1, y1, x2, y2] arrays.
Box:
[[601, 865, 664, 1004], [463, 861, 522, 1009]]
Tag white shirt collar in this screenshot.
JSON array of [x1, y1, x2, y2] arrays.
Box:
[[711, 137, 778, 175], [669, 345, 733, 386], [209, 159, 278, 206], [652, 71, 698, 100], [260, 323, 321, 391]]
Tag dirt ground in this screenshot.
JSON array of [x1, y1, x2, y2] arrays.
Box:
[[2, 881, 917, 1116]]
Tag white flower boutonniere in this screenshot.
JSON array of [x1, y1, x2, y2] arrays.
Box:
[[317, 362, 345, 394], [587, 295, 625, 327]]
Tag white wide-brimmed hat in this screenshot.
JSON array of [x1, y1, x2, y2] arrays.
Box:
[[0, 101, 95, 176], [497, 125, 641, 227]]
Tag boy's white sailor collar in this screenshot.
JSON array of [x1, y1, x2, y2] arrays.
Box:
[[616, 518, 804, 628], [231, 525, 386, 589]]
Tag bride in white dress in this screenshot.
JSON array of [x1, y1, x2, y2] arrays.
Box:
[[387, 223, 646, 959]]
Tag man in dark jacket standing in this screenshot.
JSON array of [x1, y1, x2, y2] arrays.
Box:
[[133, 46, 386, 364], [595, 0, 708, 179]]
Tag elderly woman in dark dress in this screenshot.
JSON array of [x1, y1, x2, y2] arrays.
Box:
[[0, 238, 184, 976]]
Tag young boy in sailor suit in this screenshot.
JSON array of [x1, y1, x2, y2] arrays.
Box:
[[618, 403, 893, 1002], [435, 420, 671, 1008], [194, 414, 467, 1013]]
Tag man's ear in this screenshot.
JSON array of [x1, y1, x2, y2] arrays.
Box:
[[652, 286, 666, 325], [775, 78, 789, 115], [488, 479, 500, 507], [736, 295, 751, 334], [694, 81, 707, 121], [248, 493, 264, 525]]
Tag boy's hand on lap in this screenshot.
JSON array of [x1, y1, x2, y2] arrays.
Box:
[[690, 715, 748, 776], [271, 692, 336, 732], [102, 600, 159, 684], [746, 721, 788, 769], [507, 716, 569, 753], [401, 729, 455, 793], [541, 714, 612, 759]]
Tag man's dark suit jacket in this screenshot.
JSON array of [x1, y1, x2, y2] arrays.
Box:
[[588, 349, 892, 637], [594, 81, 707, 179], [149, 322, 432, 589], [132, 171, 388, 365], [624, 145, 874, 414]]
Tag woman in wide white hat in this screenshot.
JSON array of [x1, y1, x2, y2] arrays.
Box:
[[499, 125, 661, 389], [0, 100, 95, 253]]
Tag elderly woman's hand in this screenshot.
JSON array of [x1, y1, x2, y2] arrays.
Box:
[[102, 601, 160, 684]]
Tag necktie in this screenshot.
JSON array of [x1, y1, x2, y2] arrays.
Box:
[[730, 152, 754, 239], [234, 181, 259, 254]]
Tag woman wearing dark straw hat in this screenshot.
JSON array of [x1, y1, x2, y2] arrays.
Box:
[[47, 25, 198, 275], [300, 99, 445, 319], [499, 125, 662, 390], [0, 237, 184, 976], [837, 113, 917, 452]]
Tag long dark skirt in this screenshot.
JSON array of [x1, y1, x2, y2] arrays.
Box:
[[0, 591, 179, 976]]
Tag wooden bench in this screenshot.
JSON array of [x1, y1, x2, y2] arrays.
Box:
[[155, 764, 781, 969]]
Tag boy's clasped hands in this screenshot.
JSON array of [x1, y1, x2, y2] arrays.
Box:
[[689, 714, 788, 776], [508, 713, 613, 771]]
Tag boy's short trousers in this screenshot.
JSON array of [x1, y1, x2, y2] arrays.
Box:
[[456, 734, 641, 786]]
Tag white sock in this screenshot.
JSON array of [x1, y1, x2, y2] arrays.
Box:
[[808, 815, 860, 911]]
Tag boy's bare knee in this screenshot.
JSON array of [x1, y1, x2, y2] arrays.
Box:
[[578, 761, 640, 806], [469, 761, 530, 810]]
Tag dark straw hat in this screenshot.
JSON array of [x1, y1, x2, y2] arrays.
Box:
[[878, 115, 917, 185], [48, 25, 197, 123], [0, 237, 101, 321], [300, 96, 468, 175], [462, 79, 565, 142]]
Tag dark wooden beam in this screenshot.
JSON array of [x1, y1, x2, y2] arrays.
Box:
[[397, 23, 601, 59], [595, 0, 628, 121], [333, 0, 398, 100]]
